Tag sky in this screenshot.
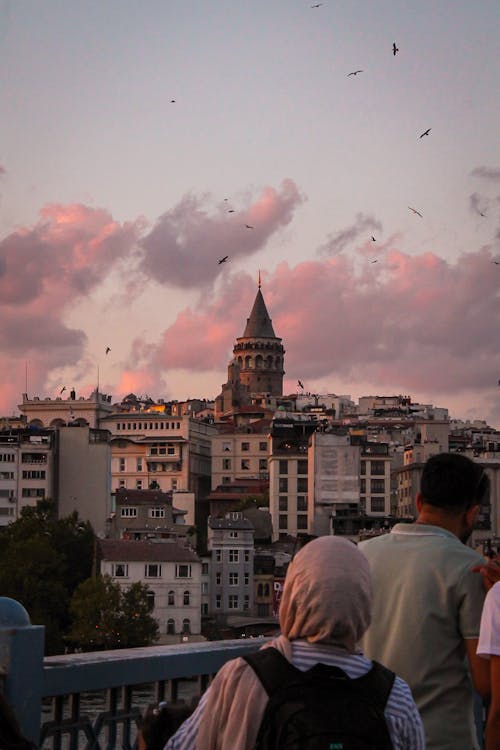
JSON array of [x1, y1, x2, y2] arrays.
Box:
[[1, 0, 500, 426]]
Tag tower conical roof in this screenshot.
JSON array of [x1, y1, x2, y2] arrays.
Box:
[[242, 288, 277, 338]]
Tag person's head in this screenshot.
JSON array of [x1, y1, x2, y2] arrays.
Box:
[[279, 535, 372, 653], [417, 452, 489, 542], [137, 701, 193, 750]]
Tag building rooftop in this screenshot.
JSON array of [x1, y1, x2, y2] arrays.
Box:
[[98, 539, 200, 563]]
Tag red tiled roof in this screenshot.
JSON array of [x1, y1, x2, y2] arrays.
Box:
[[98, 539, 199, 563]]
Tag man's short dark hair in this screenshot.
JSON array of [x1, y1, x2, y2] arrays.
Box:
[[420, 452, 489, 511]]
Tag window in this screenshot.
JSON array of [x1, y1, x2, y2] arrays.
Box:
[[297, 477, 308, 493], [183, 590, 190, 605], [21, 488, 45, 498], [120, 507, 137, 518], [244, 572, 250, 585], [229, 549, 239, 563], [259, 459, 267, 471], [371, 461, 385, 476], [202, 603, 209, 615], [297, 515, 308, 530], [167, 446, 175, 455], [228, 594, 239, 609], [244, 550, 250, 563], [229, 531, 239, 538], [297, 459, 308, 475], [216, 550, 222, 562], [201, 562, 209, 575], [279, 477, 288, 493], [145, 564, 162, 578], [259, 441, 267, 451], [258, 583, 263, 597], [229, 572, 239, 586], [241, 459, 250, 470], [244, 594, 250, 611], [119, 458, 126, 472], [297, 495, 307, 511], [136, 459, 143, 472], [360, 478, 366, 494], [0, 471, 14, 480], [222, 458, 231, 470], [136, 479, 143, 490], [216, 594, 222, 609], [222, 442, 232, 452], [182, 618, 191, 634], [371, 479, 386, 494], [202, 581, 208, 594], [171, 479, 178, 490], [176, 564, 192, 578], [146, 591, 155, 611], [118, 480, 126, 489], [241, 442, 250, 452], [279, 460, 288, 475], [222, 476, 230, 484], [360, 462, 366, 475], [371, 498, 386, 513], [168, 591, 175, 605], [0, 454, 15, 462], [279, 514, 288, 530], [112, 563, 128, 577], [279, 496, 288, 511], [22, 470, 46, 479], [149, 507, 165, 518], [167, 619, 175, 635]]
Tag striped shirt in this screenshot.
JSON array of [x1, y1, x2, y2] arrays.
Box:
[[165, 640, 425, 750]]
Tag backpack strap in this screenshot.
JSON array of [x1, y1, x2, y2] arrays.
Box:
[[244, 648, 395, 711]]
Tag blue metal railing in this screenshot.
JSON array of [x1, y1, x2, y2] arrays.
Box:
[[0, 597, 267, 749]]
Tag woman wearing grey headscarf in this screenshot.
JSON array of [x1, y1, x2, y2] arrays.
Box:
[[165, 536, 425, 750]]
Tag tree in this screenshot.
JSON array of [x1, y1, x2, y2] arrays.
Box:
[[68, 576, 159, 650], [0, 500, 95, 654]]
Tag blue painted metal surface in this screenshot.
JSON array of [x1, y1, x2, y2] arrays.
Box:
[[0, 598, 269, 749]]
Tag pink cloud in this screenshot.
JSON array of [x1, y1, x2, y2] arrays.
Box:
[[139, 179, 304, 289], [146, 245, 500, 398]]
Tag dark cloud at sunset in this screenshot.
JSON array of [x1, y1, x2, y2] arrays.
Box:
[[138, 179, 305, 289], [470, 167, 500, 182], [318, 213, 383, 257]]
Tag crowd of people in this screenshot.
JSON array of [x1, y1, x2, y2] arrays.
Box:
[[1, 453, 499, 750]]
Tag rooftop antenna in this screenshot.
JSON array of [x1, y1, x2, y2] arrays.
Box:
[[258, 269, 261, 289], [25, 360, 28, 395], [97, 363, 100, 395]]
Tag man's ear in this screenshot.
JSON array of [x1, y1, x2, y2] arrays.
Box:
[[465, 504, 480, 526], [415, 492, 423, 513]]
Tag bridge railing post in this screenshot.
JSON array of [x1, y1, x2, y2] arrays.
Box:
[[0, 597, 45, 745]]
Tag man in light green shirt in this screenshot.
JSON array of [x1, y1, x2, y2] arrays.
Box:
[[360, 452, 491, 750]]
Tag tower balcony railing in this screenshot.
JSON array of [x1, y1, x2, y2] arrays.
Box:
[[0, 597, 268, 750]]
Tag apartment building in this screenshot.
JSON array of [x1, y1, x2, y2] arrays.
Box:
[[208, 512, 254, 617], [0, 430, 54, 525], [211, 431, 269, 489], [99, 539, 202, 637]]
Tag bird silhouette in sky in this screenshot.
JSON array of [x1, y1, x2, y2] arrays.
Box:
[[245, 224, 254, 229], [105, 347, 111, 355], [408, 206, 423, 218], [170, 99, 176, 103], [393, 43, 399, 56], [371, 259, 378, 263], [347, 70, 363, 77], [60, 386, 66, 394], [298, 380, 304, 389], [218, 256, 229, 264], [227, 209, 235, 213], [371, 236, 376, 242], [311, 3, 322, 7], [492, 260, 500, 265], [419, 128, 431, 138], [479, 211, 486, 217]]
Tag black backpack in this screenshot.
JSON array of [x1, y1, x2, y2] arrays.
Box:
[[244, 647, 395, 750]]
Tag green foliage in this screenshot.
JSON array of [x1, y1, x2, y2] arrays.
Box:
[[0, 499, 95, 654], [68, 576, 159, 650]]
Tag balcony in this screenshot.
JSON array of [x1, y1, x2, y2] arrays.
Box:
[[0, 598, 267, 749]]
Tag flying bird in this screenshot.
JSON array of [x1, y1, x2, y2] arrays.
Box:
[[419, 128, 431, 138], [227, 209, 235, 213], [105, 347, 111, 355], [347, 70, 363, 77], [408, 206, 423, 218], [298, 380, 304, 389], [60, 386, 66, 394], [371, 236, 376, 242], [311, 3, 322, 6], [218, 256, 229, 265], [393, 42, 399, 56], [479, 211, 486, 217], [370, 259, 378, 264], [492, 260, 500, 265], [245, 224, 254, 229], [170, 99, 176, 103]]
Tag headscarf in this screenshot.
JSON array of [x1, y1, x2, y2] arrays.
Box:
[[279, 535, 372, 651]]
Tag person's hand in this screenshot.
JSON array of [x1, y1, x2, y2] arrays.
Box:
[[472, 556, 500, 591]]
